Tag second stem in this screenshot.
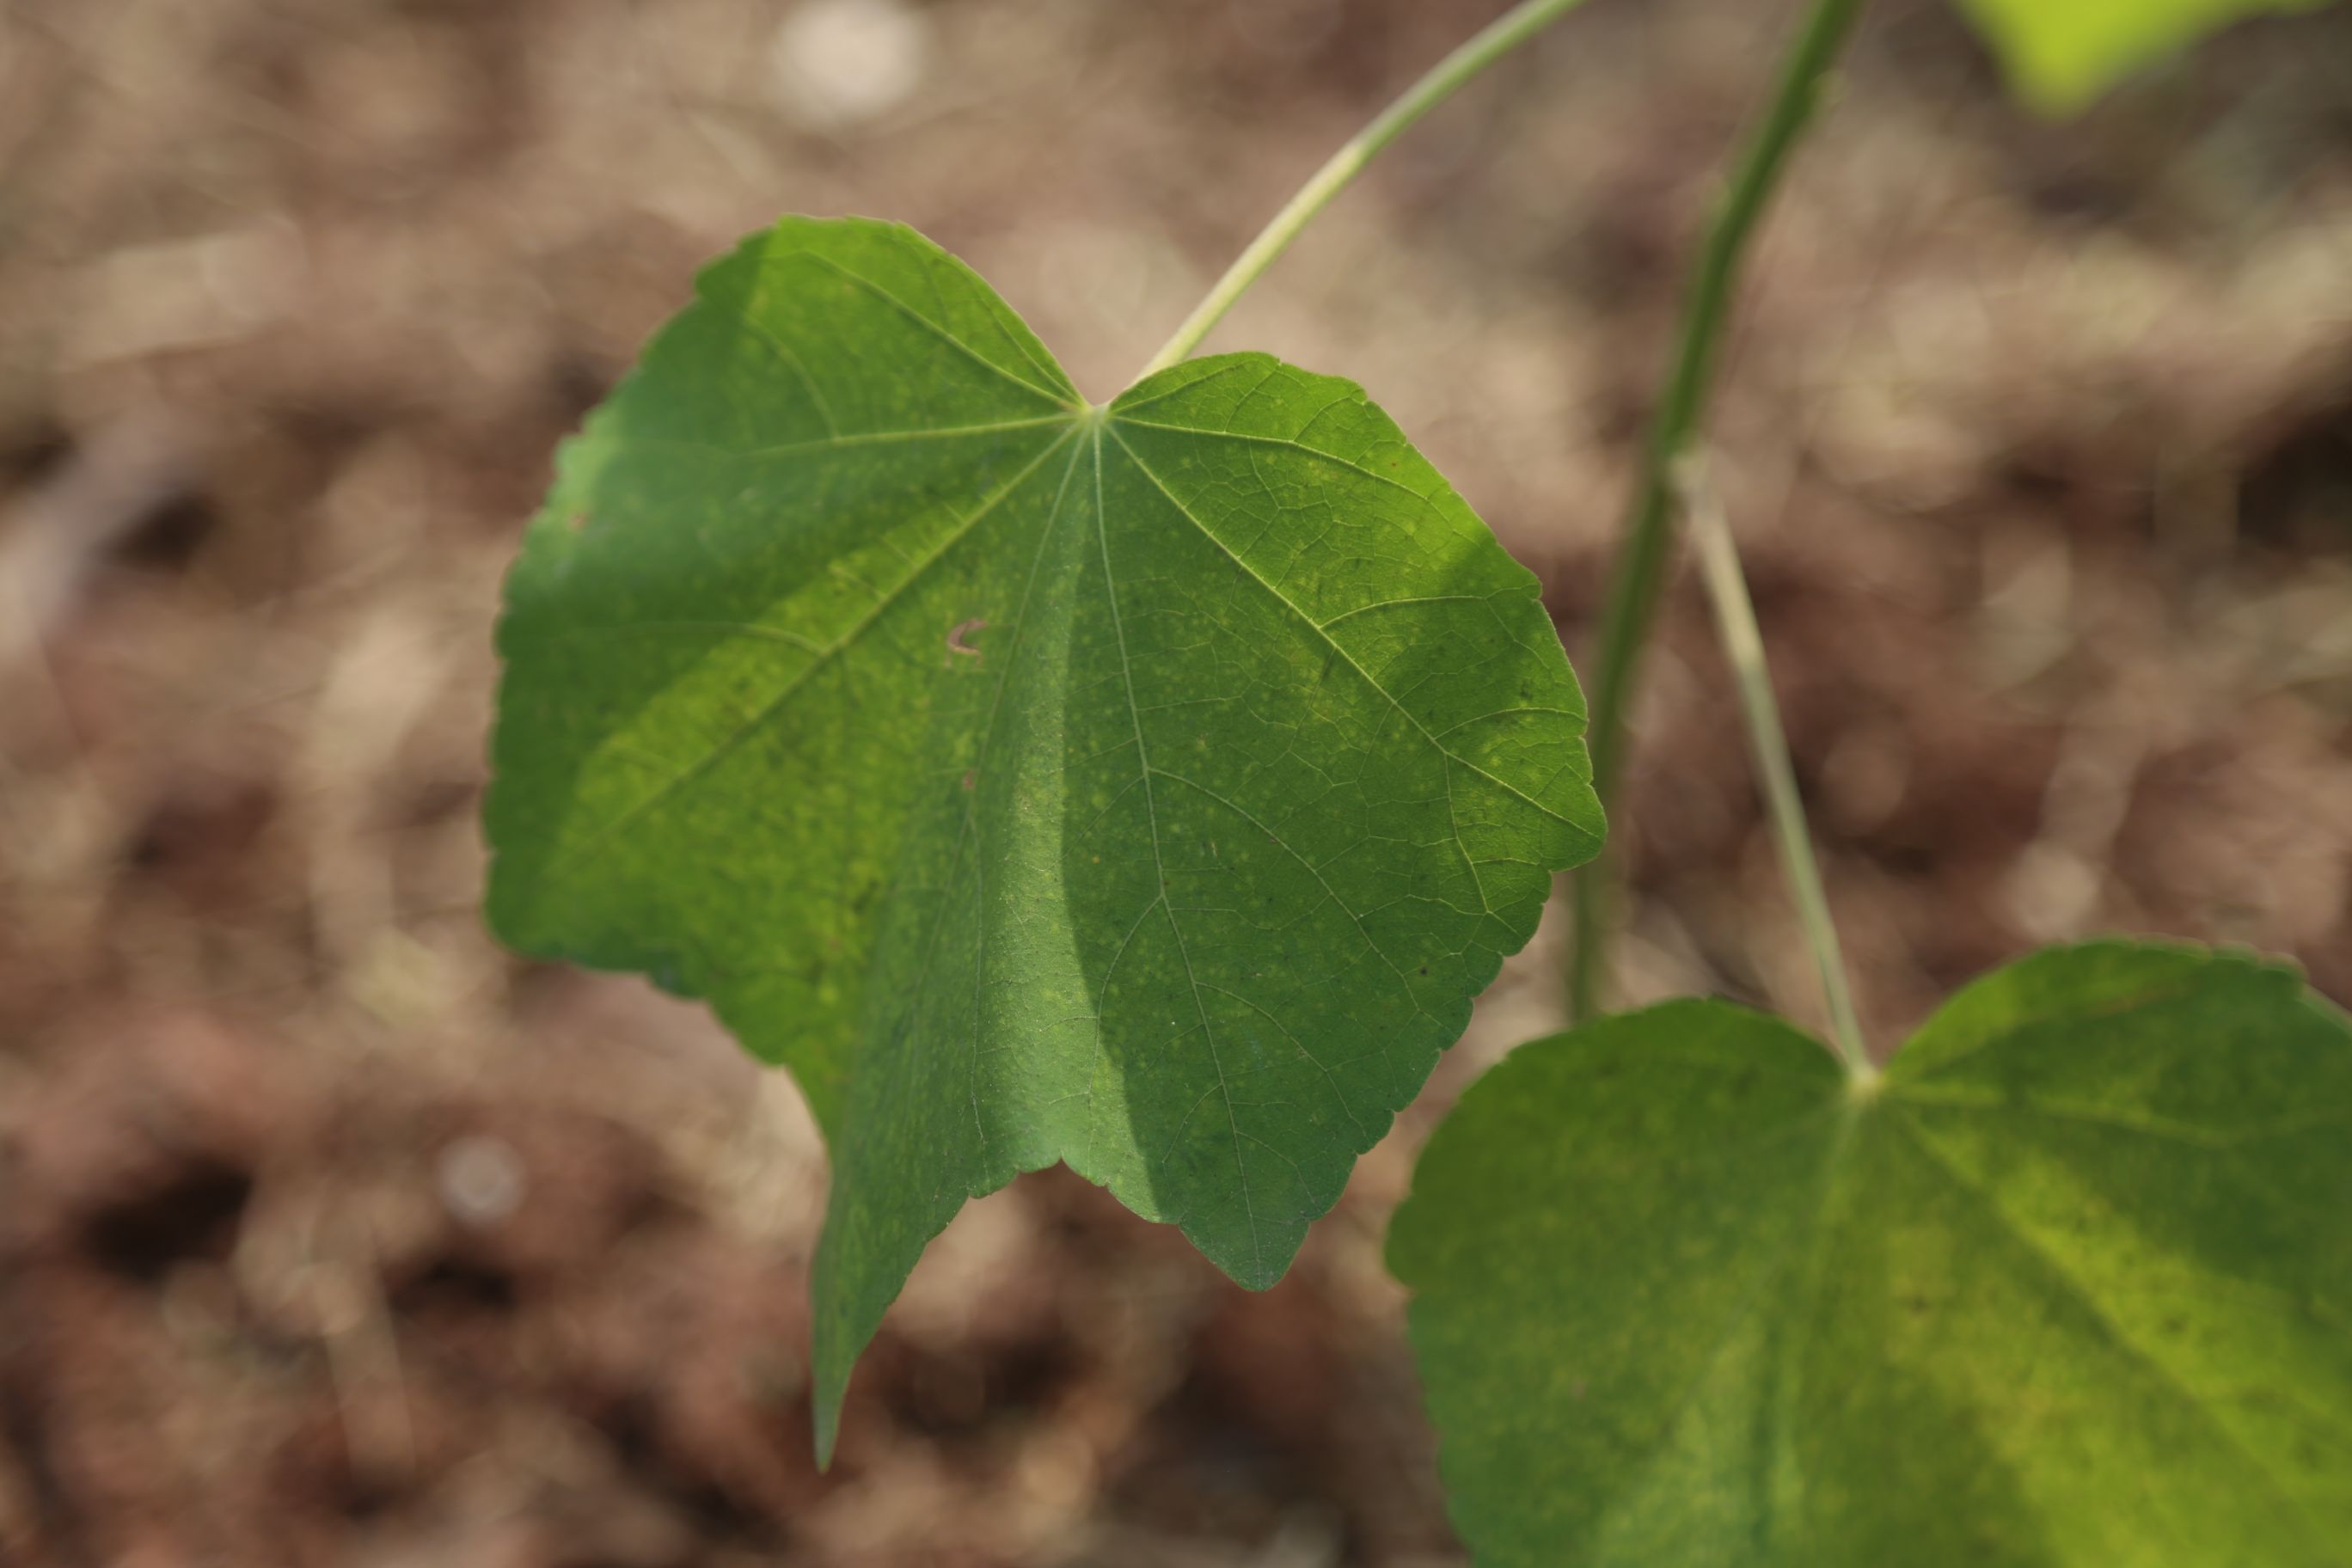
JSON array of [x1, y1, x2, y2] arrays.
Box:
[[1567, 0, 1867, 1020]]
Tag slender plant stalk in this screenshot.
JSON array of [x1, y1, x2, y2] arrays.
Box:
[[1679, 458, 1872, 1079], [1567, 0, 1868, 1021], [1135, 0, 1597, 382]]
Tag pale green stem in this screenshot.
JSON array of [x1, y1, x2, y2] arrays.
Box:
[[1568, 0, 1867, 1020], [1136, 0, 1597, 382], [1680, 457, 1873, 1081]]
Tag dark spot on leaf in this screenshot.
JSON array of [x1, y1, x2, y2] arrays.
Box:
[[945, 616, 987, 666]]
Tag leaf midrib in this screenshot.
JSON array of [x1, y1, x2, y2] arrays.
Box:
[[891, 432, 1095, 1172], [1088, 418, 1268, 1283]]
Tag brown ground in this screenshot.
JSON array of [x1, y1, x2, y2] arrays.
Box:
[[2, 0, 2349, 1563]]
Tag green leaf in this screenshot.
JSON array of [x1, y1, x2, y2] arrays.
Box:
[[486, 217, 1603, 1461], [1952, 0, 2338, 113], [1390, 942, 2352, 1565]]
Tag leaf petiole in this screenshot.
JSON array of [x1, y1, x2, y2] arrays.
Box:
[[1679, 456, 1873, 1081], [1134, 0, 1599, 383], [1569, 0, 1869, 1020]]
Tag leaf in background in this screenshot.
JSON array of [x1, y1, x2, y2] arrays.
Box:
[[486, 217, 1603, 1460], [1391, 942, 2352, 1565], [1952, 0, 2338, 113]]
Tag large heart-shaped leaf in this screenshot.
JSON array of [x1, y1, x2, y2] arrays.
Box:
[[487, 217, 1602, 1457], [1953, 0, 2339, 113], [1391, 942, 2352, 1565]]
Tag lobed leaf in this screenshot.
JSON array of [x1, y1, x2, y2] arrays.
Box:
[[486, 217, 1603, 1460], [1952, 0, 2340, 113], [1392, 941, 2352, 1565]]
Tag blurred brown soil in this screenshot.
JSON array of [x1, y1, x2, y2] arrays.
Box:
[[3, 0, 2350, 1563]]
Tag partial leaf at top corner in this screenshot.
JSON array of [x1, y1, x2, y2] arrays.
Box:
[[1392, 940, 2352, 1566], [1951, 0, 2340, 113], [483, 217, 1604, 1462]]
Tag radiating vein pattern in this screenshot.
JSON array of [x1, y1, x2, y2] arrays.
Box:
[[1391, 942, 2352, 1567], [484, 218, 1602, 1460]]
